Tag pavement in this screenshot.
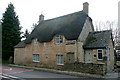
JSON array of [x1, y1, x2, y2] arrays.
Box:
[[105, 72, 119, 78], [2, 64, 120, 79]]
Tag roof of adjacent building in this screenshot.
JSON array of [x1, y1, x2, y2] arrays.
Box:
[[14, 40, 26, 48], [83, 30, 112, 49], [15, 11, 91, 48]]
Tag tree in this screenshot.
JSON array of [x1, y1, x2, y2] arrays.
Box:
[[94, 20, 118, 46], [2, 3, 22, 61], [31, 23, 37, 30], [23, 29, 29, 39]]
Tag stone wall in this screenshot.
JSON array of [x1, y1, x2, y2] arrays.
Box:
[[84, 49, 106, 64], [108, 38, 115, 71], [14, 36, 78, 67], [78, 17, 94, 42], [61, 62, 106, 75]]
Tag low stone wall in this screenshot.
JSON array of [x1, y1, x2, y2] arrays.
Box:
[[61, 62, 106, 75]]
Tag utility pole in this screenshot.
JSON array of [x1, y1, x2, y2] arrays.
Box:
[[117, 1, 120, 47]]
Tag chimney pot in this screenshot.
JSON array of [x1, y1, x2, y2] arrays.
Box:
[[83, 2, 89, 14], [39, 14, 44, 22]]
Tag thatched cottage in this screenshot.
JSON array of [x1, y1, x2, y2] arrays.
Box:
[[14, 2, 114, 73]]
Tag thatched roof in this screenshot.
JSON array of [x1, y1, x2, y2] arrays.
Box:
[[15, 11, 90, 48], [14, 40, 25, 48], [25, 11, 89, 43]]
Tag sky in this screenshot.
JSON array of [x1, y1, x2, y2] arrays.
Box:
[[0, 0, 119, 32]]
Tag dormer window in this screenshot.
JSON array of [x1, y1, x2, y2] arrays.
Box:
[[34, 38, 38, 46], [55, 35, 63, 44]]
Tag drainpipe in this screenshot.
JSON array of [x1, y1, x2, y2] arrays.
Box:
[[76, 40, 78, 62], [106, 46, 110, 72]]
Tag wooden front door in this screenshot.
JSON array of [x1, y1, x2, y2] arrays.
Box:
[[66, 52, 75, 63], [85, 52, 93, 63]]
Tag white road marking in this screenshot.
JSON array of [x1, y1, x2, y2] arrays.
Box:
[[0, 74, 9, 78], [3, 74, 19, 79], [3, 68, 12, 70], [2, 75, 9, 78]]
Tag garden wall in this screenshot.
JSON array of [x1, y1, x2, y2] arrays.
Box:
[[61, 62, 106, 75]]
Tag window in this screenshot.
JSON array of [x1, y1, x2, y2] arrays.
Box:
[[43, 42, 46, 47], [56, 55, 64, 65], [65, 40, 76, 45], [97, 49, 103, 60], [55, 35, 63, 44], [33, 54, 40, 62], [34, 39, 38, 46]]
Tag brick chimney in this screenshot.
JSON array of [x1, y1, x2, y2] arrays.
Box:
[[83, 2, 89, 14], [39, 14, 44, 22]]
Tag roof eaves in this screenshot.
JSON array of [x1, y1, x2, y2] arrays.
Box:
[[83, 46, 106, 49]]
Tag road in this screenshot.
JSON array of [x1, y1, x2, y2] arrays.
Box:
[[1, 65, 120, 80], [1, 65, 91, 80]]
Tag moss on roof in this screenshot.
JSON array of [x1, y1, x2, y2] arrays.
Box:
[[15, 11, 90, 48], [83, 30, 112, 49], [14, 40, 25, 48], [25, 11, 89, 43]]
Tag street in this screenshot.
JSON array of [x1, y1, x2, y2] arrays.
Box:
[[1, 65, 119, 80], [1, 65, 87, 80]]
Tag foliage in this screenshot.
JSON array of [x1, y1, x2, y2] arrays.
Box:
[[1, 60, 13, 64], [94, 21, 119, 46], [23, 29, 29, 39], [2, 3, 22, 61]]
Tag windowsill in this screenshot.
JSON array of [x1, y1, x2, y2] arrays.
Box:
[[97, 63, 105, 65], [34, 44, 38, 46], [57, 64, 64, 65], [33, 61, 40, 62], [97, 59, 103, 61], [56, 43, 63, 44]]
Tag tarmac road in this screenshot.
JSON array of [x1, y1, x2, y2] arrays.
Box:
[[1, 65, 82, 80], [3, 65, 116, 80]]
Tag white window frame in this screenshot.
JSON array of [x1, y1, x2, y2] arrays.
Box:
[[34, 38, 38, 46], [33, 54, 40, 62], [97, 49, 103, 60], [55, 35, 63, 44], [65, 40, 76, 45], [43, 42, 46, 47], [56, 55, 64, 65]]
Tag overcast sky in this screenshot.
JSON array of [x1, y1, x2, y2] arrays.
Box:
[[0, 0, 119, 32]]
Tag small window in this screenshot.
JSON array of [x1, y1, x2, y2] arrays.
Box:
[[34, 39, 38, 46], [43, 42, 46, 47], [65, 40, 76, 45], [33, 54, 40, 62], [55, 35, 63, 44], [97, 49, 103, 60], [56, 55, 64, 65]]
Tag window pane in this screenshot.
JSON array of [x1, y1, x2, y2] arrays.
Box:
[[56, 55, 64, 64], [98, 53, 102, 59], [58, 56, 60, 64], [97, 50, 103, 60], [59, 36, 63, 43], [55, 35, 63, 43], [59, 55, 62, 64], [61, 55, 63, 64], [33, 54, 39, 61], [34, 39, 38, 46]]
